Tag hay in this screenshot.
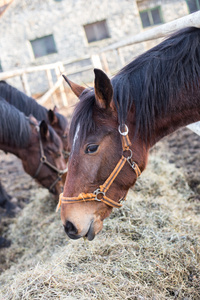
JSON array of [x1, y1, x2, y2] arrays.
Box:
[[0, 155, 199, 299]]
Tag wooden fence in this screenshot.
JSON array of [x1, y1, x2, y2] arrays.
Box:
[[0, 55, 103, 107], [0, 11, 200, 136]]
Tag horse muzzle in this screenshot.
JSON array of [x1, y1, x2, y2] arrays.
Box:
[[63, 219, 97, 241]]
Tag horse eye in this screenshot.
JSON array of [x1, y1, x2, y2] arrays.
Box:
[[85, 144, 99, 154], [56, 152, 61, 158]]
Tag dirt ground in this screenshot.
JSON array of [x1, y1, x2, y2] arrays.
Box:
[[153, 127, 200, 200]]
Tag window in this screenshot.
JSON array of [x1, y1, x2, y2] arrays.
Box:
[[84, 20, 110, 43], [186, 0, 200, 13], [140, 7, 163, 28], [30, 35, 57, 58]]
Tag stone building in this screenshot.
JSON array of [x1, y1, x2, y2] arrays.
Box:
[[0, 0, 199, 92]]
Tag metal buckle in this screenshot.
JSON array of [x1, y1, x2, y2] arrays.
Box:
[[118, 124, 129, 136], [125, 149, 137, 170], [94, 188, 105, 202], [127, 157, 136, 171]]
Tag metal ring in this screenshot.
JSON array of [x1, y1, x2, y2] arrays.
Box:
[[126, 149, 132, 160], [40, 155, 46, 163], [118, 124, 129, 136], [94, 189, 105, 202]]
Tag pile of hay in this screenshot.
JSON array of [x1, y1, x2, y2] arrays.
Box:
[[0, 155, 199, 299]]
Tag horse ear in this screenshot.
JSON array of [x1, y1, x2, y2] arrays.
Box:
[[53, 106, 59, 113], [62, 74, 85, 98], [48, 109, 58, 125], [94, 68, 113, 110], [40, 120, 49, 140]]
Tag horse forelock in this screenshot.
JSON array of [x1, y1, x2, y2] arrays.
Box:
[[69, 89, 96, 148]]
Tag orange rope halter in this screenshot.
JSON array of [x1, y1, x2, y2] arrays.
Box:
[[56, 124, 141, 212]]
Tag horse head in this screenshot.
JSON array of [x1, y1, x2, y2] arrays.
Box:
[[20, 115, 68, 196], [59, 70, 148, 240]]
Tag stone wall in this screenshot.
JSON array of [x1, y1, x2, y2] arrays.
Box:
[[0, 0, 192, 93]]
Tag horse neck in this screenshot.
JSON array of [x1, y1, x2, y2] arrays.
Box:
[[0, 144, 21, 157], [151, 90, 200, 146], [0, 129, 36, 160]]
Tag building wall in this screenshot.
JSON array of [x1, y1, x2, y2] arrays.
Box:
[[0, 0, 142, 70], [0, 0, 192, 92]]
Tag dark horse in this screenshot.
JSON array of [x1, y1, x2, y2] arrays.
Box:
[[59, 27, 200, 241], [0, 98, 68, 213], [0, 81, 70, 158]]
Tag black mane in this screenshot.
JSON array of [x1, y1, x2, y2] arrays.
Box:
[[0, 81, 68, 131], [0, 98, 61, 149], [0, 98, 31, 147], [70, 27, 200, 144]]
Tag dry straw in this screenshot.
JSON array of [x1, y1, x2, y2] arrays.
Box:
[[0, 155, 199, 299]]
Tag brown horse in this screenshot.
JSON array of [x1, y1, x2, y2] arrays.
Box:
[[0, 98, 68, 201], [59, 27, 200, 241]]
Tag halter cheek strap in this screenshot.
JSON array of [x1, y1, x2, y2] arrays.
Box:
[[56, 125, 141, 212], [32, 123, 68, 192]]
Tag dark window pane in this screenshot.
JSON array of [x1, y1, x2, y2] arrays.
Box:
[[45, 36, 57, 54], [140, 7, 163, 28], [151, 8, 162, 25], [84, 24, 96, 43], [30, 35, 57, 58], [84, 20, 110, 43], [187, 0, 198, 12], [140, 11, 151, 28]]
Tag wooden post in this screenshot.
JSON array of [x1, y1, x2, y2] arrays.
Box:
[[114, 49, 123, 69], [37, 77, 64, 105], [56, 64, 68, 107], [117, 48, 125, 67], [46, 69, 57, 106], [91, 54, 102, 69], [21, 73, 31, 96], [100, 53, 110, 75]]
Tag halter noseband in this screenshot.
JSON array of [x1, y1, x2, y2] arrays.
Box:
[[33, 123, 68, 192], [56, 124, 141, 211]]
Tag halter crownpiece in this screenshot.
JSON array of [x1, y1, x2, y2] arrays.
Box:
[[56, 124, 141, 212]]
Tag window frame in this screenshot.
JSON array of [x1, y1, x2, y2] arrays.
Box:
[[139, 6, 163, 28]]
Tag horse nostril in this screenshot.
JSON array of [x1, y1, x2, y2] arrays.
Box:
[[64, 221, 78, 235]]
